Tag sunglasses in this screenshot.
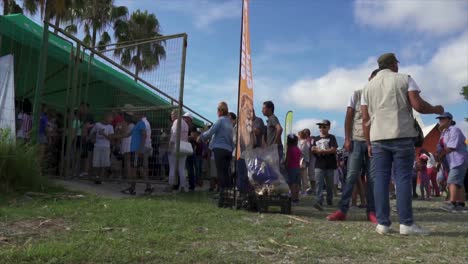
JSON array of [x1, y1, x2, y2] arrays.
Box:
[[319, 125, 329, 129]]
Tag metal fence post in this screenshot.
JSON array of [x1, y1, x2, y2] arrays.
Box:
[[64, 44, 81, 178], [174, 35, 188, 183], [31, 21, 50, 144]]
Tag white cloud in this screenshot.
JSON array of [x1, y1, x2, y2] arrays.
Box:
[[284, 31, 468, 111], [292, 118, 339, 136], [284, 58, 376, 111], [263, 38, 314, 56], [354, 0, 468, 35], [158, 0, 240, 31]]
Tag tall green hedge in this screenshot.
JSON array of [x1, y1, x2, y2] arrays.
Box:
[[0, 129, 47, 193]]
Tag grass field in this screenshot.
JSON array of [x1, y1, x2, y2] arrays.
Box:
[[1, 188, 467, 263]]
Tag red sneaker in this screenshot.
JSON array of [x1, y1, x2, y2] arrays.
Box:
[[367, 211, 378, 224], [326, 210, 346, 221]]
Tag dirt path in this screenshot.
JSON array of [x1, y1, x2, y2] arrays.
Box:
[[52, 179, 170, 199]]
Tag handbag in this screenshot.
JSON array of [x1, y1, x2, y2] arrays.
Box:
[[179, 141, 194, 155], [413, 119, 424, 147]]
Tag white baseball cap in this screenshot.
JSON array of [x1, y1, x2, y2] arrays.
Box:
[[183, 112, 193, 119]]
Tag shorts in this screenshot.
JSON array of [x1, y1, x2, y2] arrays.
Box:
[[209, 159, 217, 179], [130, 147, 152, 168], [130, 152, 143, 168], [75, 136, 82, 149], [93, 147, 110, 167], [38, 134, 48, 144], [436, 170, 446, 184], [287, 168, 300, 185], [447, 161, 468, 186]]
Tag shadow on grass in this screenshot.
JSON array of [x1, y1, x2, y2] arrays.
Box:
[[430, 231, 468, 237]]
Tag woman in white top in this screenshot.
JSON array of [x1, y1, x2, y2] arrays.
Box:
[[169, 109, 189, 191]]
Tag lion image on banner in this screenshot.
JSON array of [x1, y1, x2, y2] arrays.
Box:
[[239, 93, 254, 154]]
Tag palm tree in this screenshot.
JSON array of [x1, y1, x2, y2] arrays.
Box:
[[113, 10, 166, 80], [22, 0, 78, 34], [77, 0, 127, 48], [2, 0, 23, 15]]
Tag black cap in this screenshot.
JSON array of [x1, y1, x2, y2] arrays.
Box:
[[316, 119, 331, 126]]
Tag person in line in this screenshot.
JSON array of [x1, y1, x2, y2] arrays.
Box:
[[361, 53, 444, 235], [183, 113, 198, 191], [167, 110, 190, 192], [420, 149, 439, 197], [298, 130, 310, 195], [327, 69, 379, 224], [120, 112, 152, 195], [311, 119, 338, 211], [120, 113, 135, 180], [304, 128, 316, 194], [262, 101, 283, 162], [16, 99, 32, 142], [90, 113, 114, 184], [286, 134, 302, 203], [417, 155, 431, 200], [198, 102, 234, 207], [141, 114, 153, 191], [437, 113, 468, 212], [79, 103, 95, 177]]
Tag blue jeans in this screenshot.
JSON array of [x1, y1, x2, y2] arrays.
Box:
[[236, 159, 250, 193], [194, 156, 203, 183], [315, 168, 334, 205], [339, 140, 375, 214], [186, 154, 196, 190], [372, 138, 415, 226]]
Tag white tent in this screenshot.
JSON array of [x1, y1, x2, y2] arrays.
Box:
[[0, 54, 16, 139]]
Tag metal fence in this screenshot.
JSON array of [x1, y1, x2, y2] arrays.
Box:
[[1, 17, 211, 184]]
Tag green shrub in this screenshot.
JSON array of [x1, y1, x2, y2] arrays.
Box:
[[0, 129, 48, 193]]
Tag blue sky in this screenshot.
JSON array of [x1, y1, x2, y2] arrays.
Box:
[[25, 0, 468, 137]]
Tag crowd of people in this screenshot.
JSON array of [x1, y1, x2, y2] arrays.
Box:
[[12, 52, 467, 236]]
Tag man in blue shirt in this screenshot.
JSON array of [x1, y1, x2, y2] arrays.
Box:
[[120, 112, 153, 195]]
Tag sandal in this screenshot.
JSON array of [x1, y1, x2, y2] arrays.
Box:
[[144, 187, 154, 195], [121, 187, 136, 195]]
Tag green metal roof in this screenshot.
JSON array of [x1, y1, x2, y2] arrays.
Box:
[[0, 14, 205, 127]]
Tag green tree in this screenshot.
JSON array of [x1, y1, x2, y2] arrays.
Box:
[[462, 85, 468, 121], [113, 9, 166, 80], [23, 0, 77, 33], [461, 85, 468, 100], [2, 0, 23, 15], [77, 0, 127, 48]]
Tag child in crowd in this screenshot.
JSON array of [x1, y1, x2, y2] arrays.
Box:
[[418, 155, 431, 200], [297, 130, 310, 196], [17, 99, 32, 142], [90, 113, 114, 184], [286, 134, 302, 203]]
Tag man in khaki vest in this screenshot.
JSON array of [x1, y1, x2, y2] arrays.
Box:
[[361, 53, 444, 236], [327, 69, 379, 223]]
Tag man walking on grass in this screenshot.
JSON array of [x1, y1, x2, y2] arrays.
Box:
[[361, 53, 444, 236], [327, 69, 379, 224]]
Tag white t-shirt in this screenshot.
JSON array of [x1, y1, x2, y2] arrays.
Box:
[[421, 153, 436, 169], [121, 123, 134, 153], [348, 95, 356, 109], [91, 122, 114, 148], [361, 76, 420, 105], [142, 117, 152, 148], [170, 119, 189, 143]]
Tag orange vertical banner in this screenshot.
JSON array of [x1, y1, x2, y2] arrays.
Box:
[[236, 0, 254, 159]]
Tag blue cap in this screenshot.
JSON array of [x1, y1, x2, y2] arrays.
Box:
[[435, 112, 453, 119]]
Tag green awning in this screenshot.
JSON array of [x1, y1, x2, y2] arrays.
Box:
[[0, 14, 205, 127]]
